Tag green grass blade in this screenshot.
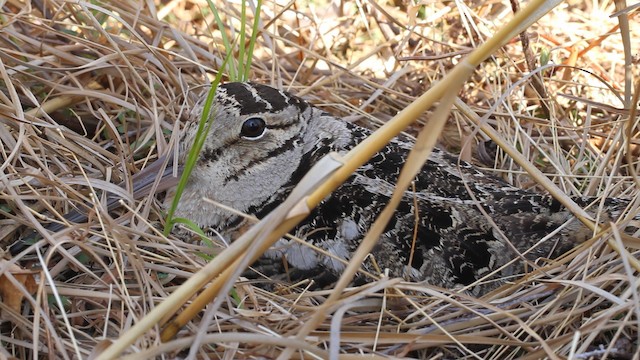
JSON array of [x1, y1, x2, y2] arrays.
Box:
[[163, 55, 233, 235], [243, 0, 261, 81], [206, 0, 236, 79], [237, 0, 247, 80]]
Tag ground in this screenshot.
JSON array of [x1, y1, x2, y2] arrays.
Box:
[[0, 0, 638, 358]]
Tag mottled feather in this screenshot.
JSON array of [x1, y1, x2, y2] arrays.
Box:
[[171, 82, 628, 294]]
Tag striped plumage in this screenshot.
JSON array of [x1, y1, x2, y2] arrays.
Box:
[[172, 82, 622, 294]]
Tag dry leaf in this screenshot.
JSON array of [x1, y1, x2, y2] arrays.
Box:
[[0, 260, 37, 316]]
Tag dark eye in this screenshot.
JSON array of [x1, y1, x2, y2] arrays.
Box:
[[240, 117, 267, 139]]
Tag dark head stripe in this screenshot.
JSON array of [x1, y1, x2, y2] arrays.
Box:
[[219, 82, 309, 115], [223, 133, 301, 185]]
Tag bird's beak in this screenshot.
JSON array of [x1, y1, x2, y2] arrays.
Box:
[[131, 153, 183, 201], [10, 154, 184, 255]]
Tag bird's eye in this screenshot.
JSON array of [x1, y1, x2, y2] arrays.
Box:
[[240, 117, 267, 139]]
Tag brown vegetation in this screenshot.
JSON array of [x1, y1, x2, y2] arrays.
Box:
[[0, 0, 638, 358]]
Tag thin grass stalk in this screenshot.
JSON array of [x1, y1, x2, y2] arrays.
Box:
[[238, 0, 247, 79], [613, 0, 633, 105], [208, 0, 235, 79], [244, 0, 262, 81]]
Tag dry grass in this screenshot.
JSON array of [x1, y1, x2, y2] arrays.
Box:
[[0, 0, 639, 358]]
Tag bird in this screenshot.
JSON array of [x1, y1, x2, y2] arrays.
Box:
[[168, 81, 631, 295]]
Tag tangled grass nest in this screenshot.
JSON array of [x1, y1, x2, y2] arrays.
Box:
[[0, 0, 639, 358]]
